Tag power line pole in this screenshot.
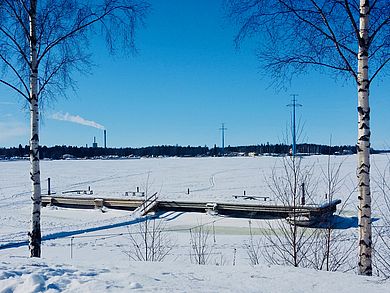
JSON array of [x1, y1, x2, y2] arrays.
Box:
[[287, 95, 302, 156], [219, 123, 227, 155]]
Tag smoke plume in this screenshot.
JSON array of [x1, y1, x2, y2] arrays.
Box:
[[50, 112, 105, 130]]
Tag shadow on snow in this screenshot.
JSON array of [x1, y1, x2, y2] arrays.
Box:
[[313, 215, 380, 229], [0, 212, 177, 251]]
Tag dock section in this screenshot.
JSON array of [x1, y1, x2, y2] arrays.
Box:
[[41, 195, 341, 225]]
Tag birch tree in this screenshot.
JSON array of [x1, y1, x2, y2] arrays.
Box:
[[226, 0, 389, 276], [0, 0, 149, 257]]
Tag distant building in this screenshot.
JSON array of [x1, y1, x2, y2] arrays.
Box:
[[62, 154, 75, 160]]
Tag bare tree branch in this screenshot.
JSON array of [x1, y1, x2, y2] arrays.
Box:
[[0, 24, 30, 67], [3, 0, 30, 41], [370, 57, 390, 82], [0, 53, 29, 96], [0, 78, 29, 100]]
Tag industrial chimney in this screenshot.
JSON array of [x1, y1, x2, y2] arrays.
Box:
[[104, 129, 107, 148]]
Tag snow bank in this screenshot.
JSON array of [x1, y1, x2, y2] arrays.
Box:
[[0, 257, 388, 293]]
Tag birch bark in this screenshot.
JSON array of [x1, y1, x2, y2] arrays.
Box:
[[357, 0, 372, 276], [28, 0, 41, 258]]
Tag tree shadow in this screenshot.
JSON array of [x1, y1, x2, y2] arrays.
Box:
[[0, 210, 188, 251]]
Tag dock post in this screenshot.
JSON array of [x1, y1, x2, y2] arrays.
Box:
[[94, 199, 104, 209], [70, 237, 74, 259], [48, 178, 51, 195], [301, 183, 305, 205]]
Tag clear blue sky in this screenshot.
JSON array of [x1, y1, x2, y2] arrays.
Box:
[[0, 0, 389, 149]]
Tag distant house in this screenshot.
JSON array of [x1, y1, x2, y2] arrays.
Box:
[[62, 154, 75, 160]]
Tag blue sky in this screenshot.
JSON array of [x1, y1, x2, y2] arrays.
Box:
[[0, 0, 389, 149]]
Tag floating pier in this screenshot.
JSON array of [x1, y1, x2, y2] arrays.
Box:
[[41, 195, 341, 225]]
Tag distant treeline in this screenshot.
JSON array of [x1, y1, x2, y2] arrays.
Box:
[[1, 143, 385, 160]]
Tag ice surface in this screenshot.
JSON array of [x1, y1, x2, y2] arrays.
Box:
[[0, 155, 389, 292]]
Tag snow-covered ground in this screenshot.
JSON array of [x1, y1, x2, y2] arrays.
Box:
[[1, 257, 389, 293], [1, 155, 389, 292]]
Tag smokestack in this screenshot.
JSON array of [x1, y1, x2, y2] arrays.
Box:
[[104, 129, 107, 148]]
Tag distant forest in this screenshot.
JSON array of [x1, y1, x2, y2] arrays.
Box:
[[1, 143, 387, 160]]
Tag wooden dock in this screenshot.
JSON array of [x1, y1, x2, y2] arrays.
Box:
[[41, 195, 341, 224]]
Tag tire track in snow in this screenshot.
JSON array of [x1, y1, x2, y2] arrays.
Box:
[[190, 167, 261, 193]]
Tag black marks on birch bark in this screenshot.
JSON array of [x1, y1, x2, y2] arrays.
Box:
[[362, 1, 370, 9], [357, 106, 370, 120], [29, 151, 40, 161], [359, 239, 372, 247], [28, 229, 41, 258], [358, 263, 372, 275], [359, 134, 370, 141]]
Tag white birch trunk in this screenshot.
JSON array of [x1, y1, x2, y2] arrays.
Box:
[[357, 0, 372, 276], [28, 0, 41, 258]]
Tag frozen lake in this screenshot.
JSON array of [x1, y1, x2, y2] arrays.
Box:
[[1, 154, 389, 240], [0, 155, 388, 249], [0, 154, 376, 201], [0, 155, 389, 291]]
